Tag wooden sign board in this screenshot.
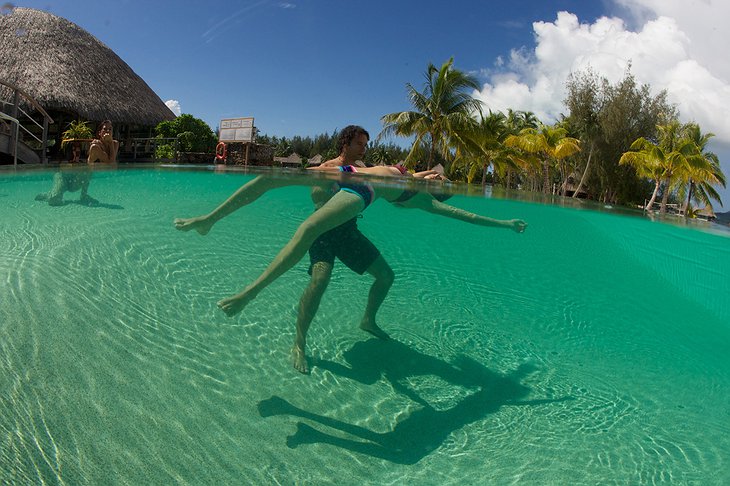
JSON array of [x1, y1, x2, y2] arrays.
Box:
[[219, 117, 254, 142]]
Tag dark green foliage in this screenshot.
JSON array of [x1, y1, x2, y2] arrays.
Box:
[[154, 114, 217, 157], [256, 129, 408, 165], [563, 67, 676, 204], [363, 142, 409, 166]]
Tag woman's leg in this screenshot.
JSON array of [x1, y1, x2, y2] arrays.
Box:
[[218, 191, 366, 316], [174, 176, 287, 235], [46, 172, 68, 206], [175, 175, 327, 235]]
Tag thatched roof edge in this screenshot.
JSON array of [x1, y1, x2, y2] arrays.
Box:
[[0, 7, 175, 125]]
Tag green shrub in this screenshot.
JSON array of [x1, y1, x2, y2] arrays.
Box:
[[154, 114, 216, 155]]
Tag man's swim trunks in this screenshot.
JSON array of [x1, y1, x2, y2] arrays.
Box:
[[308, 217, 380, 275]]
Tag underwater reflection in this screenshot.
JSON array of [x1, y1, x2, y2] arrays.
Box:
[[34, 168, 123, 209], [258, 340, 571, 464]]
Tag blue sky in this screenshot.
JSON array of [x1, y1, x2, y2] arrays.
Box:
[[12, 0, 605, 135], [13, 0, 730, 206]]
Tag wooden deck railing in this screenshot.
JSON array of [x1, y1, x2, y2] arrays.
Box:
[[0, 80, 54, 165]]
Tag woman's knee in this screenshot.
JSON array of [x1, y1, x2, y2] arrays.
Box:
[[297, 219, 326, 243]]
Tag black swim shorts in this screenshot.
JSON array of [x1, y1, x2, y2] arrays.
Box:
[[308, 217, 380, 275]]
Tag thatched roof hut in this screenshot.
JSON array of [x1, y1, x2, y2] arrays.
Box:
[[694, 205, 716, 221], [0, 7, 175, 125], [274, 152, 303, 167]]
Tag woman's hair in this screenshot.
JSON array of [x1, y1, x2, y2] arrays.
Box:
[[336, 125, 369, 154]]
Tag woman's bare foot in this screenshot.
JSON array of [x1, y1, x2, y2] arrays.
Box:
[[291, 345, 308, 374], [510, 219, 527, 233], [360, 320, 390, 340], [174, 215, 214, 235], [217, 289, 255, 316]]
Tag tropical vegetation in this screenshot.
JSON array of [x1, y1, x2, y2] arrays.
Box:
[[380, 58, 483, 170], [157, 59, 724, 218], [154, 114, 217, 159], [60, 120, 93, 148], [619, 121, 726, 214], [255, 129, 409, 165], [374, 59, 725, 217]]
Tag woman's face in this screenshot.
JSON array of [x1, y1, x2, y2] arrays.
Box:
[[99, 122, 112, 138]]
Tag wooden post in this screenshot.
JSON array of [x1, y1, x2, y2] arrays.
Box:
[[245, 142, 250, 167], [9, 90, 19, 164], [42, 117, 48, 164]]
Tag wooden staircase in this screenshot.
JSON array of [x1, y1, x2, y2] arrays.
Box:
[[0, 80, 54, 165]]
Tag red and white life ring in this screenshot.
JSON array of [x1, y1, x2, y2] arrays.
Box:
[[215, 142, 227, 162]]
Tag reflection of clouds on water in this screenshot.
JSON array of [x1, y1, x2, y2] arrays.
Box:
[[32, 170, 124, 209], [258, 340, 570, 464]]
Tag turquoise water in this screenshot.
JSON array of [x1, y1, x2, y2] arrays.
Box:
[[1, 166, 729, 484]]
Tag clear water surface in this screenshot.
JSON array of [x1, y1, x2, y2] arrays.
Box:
[[1, 166, 729, 484]]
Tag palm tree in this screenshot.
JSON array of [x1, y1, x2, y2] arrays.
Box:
[[655, 120, 686, 214], [619, 138, 668, 211], [504, 124, 581, 194], [380, 58, 483, 169], [676, 124, 725, 215], [620, 123, 716, 214], [455, 111, 512, 186], [368, 144, 393, 166], [503, 110, 539, 189], [563, 69, 602, 199], [506, 109, 539, 131]]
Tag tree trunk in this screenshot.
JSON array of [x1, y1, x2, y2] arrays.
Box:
[[572, 142, 593, 198], [427, 133, 435, 170], [559, 160, 570, 196], [645, 180, 661, 211], [481, 162, 488, 187], [682, 180, 694, 217], [659, 176, 671, 214], [542, 160, 550, 194], [506, 169, 512, 189]]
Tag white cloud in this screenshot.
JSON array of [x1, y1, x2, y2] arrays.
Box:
[[165, 99, 182, 117], [615, 0, 730, 82], [475, 2, 730, 207], [475, 8, 730, 146]]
